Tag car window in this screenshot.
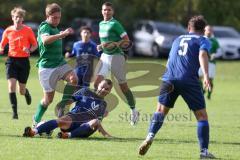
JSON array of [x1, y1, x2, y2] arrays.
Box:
[[145, 24, 153, 34], [214, 29, 240, 38], [136, 23, 143, 31], [156, 23, 186, 35]]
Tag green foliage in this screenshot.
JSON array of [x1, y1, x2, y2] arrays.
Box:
[[0, 0, 240, 30]]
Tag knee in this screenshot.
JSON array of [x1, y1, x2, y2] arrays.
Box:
[[88, 119, 99, 129], [120, 83, 129, 93], [41, 98, 53, 106], [70, 75, 78, 85], [195, 109, 208, 121]]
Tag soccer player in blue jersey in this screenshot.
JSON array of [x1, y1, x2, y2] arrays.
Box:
[[56, 26, 101, 117], [138, 16, 216, 159], [65, 26, 100, 88], [23, 79, 113, 138]]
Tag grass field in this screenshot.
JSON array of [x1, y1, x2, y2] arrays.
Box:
[[0, 57, 240, 160]]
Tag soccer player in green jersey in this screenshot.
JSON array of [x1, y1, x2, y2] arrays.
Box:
[[94, 2, 139, 125], [32, 3, 78, 126], [199, 25, 221, 99]]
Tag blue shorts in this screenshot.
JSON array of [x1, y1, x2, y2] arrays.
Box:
[[75, 66, 92, 87], [158, 80, 205, 111], [61, 113, 96, 138]]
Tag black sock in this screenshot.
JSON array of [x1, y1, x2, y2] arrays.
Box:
[[9, 92, 17, 114]]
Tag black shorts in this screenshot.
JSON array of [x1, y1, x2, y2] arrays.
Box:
[[5, 57, 30, 84]]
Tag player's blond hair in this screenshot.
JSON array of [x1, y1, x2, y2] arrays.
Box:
[[45, 3, 61, 16], [11, 7, 26, 17]]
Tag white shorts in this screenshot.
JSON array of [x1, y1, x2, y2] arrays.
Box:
[[39, 64, 72, 92], [198, 62, 216, 78], [95, 53, 126, 84]]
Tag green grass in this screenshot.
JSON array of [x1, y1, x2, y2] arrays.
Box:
[[0, 57, 240, 160]]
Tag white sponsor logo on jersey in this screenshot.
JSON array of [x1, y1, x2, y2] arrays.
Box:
[[91, 101, 99, 110]]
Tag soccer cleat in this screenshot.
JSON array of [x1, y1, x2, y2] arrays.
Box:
[[138, 138, 153, 156], [25, 89, 32, 105], [200, 149, 216, 159], [23, 127, 35, 137], [130, 109, 140, 125], [57, 132, 69, 139], [12, 113, 18, 119]]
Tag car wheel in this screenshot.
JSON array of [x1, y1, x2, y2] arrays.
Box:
[[152, 44, 160, 58]]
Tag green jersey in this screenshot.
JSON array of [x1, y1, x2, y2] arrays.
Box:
[[37, 21, 66, 68], [99, 18, 127, 55], [208, 37, 220, 64]]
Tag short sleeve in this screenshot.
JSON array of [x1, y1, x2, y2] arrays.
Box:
[[114, 21, 127, 38], [200, 37, 211, 53]]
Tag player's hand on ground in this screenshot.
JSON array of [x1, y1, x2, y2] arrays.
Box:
[[103, 134, 115, 138]]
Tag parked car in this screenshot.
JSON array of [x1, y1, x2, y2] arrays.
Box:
[[63, 18, 100, 52], [213, 26, 240, 60], [130, 20, 186, 57]]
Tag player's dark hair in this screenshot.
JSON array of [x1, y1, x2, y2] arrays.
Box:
[[102, 2, 114, 9], [104, 79, 113, 86], [79, 26, 92, 33], [188, 15, 207, 33]]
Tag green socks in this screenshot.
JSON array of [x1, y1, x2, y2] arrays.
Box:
[[34, 102, 47, 123], [123, 89, 136, 109]]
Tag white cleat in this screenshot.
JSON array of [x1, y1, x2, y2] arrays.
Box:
[[32, 116, 38, 129], [130, 109, 139, 126], [200, 149, 216, 159]]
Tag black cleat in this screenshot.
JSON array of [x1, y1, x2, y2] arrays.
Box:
[[12, 113, 18, 119], [25, 89, 32, 105]]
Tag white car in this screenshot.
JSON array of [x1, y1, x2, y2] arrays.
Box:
[[130, 20, 186, 57], [213, 26, 240, 60]]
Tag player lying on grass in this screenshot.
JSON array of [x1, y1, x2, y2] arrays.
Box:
[[23, 79, 113, 138]]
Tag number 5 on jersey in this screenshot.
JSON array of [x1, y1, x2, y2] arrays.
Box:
[[178, 37, 191, 56]]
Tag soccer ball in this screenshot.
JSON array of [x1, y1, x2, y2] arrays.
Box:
[[36, 121, 53, 137]]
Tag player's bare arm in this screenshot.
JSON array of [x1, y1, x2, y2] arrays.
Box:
[[41, 28, 74, 45], [199, 50, 211, 91]]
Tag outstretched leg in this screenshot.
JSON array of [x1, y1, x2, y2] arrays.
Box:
[[139, 103, 170, 155]]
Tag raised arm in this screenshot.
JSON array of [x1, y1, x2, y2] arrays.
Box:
[[41, 28, 73, 45]]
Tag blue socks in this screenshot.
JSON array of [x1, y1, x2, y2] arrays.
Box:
[[147, 112, 165, 139], [197, 120, 209, 150], [36, 120, 58, 134]]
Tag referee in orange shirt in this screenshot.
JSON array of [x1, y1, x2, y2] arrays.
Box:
[[0, 7, 38, 119]]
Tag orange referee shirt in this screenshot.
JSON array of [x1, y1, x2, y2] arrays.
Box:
[[0, 25, 37, 57]]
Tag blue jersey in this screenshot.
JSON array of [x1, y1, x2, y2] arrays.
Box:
[[69, 40, 100, 86], [162, 33, 210, 81], [70, 88, 107, 121], [70, 40, 100, 67]]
